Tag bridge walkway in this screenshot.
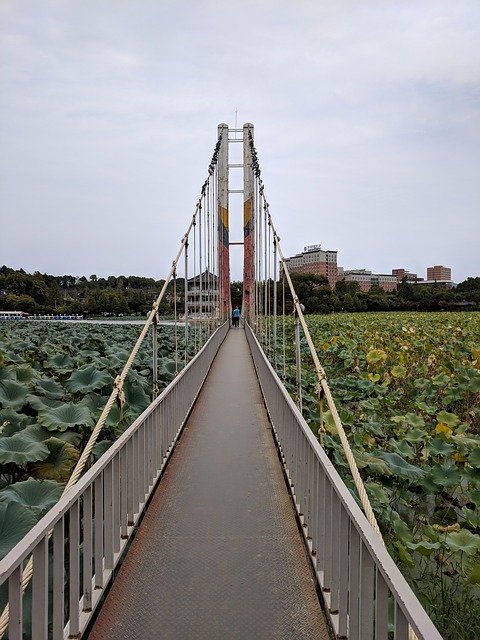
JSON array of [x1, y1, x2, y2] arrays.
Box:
[[87, 327, 331, 640]]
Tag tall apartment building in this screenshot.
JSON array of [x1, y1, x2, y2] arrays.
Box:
[[283, 244, 338, 289], [342, 269, 397, 292], [427, 265, 451, 281]]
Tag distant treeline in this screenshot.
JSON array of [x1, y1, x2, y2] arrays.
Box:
[[1, 266, 479, 315]]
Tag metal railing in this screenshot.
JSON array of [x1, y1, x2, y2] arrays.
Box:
[[246, 323, 442, 640], [0, 322, 228, 640]]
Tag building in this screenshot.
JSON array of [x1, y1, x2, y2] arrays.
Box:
[[427, 265, 451, 281], [392, 268, 419, 283], [283, 244, 338, 289], [342, 269, 398, 292], [187, 270, 218, 316]]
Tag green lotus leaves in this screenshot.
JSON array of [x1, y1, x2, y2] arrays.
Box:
[[0, 367, 15, 383], [468, 448, 480, 469], [0, 409, 34, 435], [426, 464, 461, 489], [35, 377, 66, 399], [445, 530, 480, 556], [65, 365, 112, 394], [37, 402, 93, 431], [21, 424, 54, 442], [26, 394, 64, 411], [0, 477, 63, 517], [436, 410, 460, 428], [427, 438, 455, 457], [92, 440, 113, 460], [467, 563, 480, 585], [14, 365, 35, 383], [406, 540, 440, 556], [0, 501, 38, 560], [123, 378, 150, 413], [365, 481, 390, 506], [30, 438, 79, 482], [391, 365, 407, 378], [0, 379, 29, 410], [366, 349, 387, 365], [0, 434, 49, 465], [374, 452, 426, 482], [46, 353, 75, 372]]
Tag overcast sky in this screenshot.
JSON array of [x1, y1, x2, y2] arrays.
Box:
[[1, 0, 479, 283]]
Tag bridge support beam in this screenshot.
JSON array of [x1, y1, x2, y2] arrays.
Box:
[[217, 123, 230, 322], [243, 123, 255, 325]]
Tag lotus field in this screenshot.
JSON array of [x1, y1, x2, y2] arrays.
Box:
[[278, 311, 480, 636], [0, 320, 183, 561], [1, 312, 479, 636]]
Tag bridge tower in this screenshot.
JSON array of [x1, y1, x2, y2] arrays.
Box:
[[217, 123, 230, 321], [242, 123, 255, 325]]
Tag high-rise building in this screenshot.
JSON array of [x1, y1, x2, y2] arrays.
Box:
[[283, 244, 338, 289], [427, 265, 451, 281]]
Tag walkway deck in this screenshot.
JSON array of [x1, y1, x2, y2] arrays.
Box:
[[87, 328, 331, 640]]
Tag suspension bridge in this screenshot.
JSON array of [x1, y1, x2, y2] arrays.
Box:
[[0, 125, 442, 639]]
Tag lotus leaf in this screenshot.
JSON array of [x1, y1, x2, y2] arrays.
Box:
[[467, 372, 480, 393], [92, 440, 113, 460], [37, 402, 93, 431], [0, 434, 49, 465], [123, 379, 150, 413], [0, 409, 34, 434], [374, 452, 426, 481], [14, 365, 35, 383], [0, 477, 63, 517], [406, 540, 440, 556], [467, 563, 480, 585], [0, 501, 38, 560], [445, 529, 480, 556], [403, 428, 428, 444], [366, 349, 387, 365], [0, 367, 15, 383], [35, 377, 66, 399], [388, 438, 415, 460], [436, 410, 460, 428], [65, 365, 112, 393], [0, 380, 29, 410], [21, 424, 54, 442], [365, 481, 390, 506], [427, 438, 455, 457], [26, 394, 64, 411], [46, 353, 75, 372], [427, 464, 461, 488], [31, 437, 79, 482], [468, 448, 480, 469], [353, 451, 392, 476]]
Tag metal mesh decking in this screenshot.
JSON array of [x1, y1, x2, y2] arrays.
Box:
[[87, 329, 331, 640]]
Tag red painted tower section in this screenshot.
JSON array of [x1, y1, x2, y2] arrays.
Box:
[[217, 124, 230, 322]]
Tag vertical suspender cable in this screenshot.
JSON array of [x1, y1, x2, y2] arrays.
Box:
[[184, 240, 189, 364], [173, 270, 178, 375], [199, 199, 203, 347]]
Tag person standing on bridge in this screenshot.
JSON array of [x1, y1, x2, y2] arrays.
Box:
[[232, 305, 240, 327]]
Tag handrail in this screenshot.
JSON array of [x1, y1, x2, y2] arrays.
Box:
[[0, 322, 229, 639], [246, 323, 442, 639]]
